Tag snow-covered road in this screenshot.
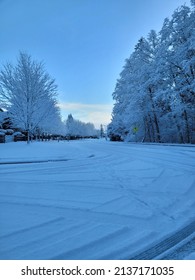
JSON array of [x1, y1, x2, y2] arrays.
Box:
[[0, 140, 195, 259]]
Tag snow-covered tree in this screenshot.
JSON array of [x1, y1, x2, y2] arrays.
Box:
[[109, 2, 195, 144], [0, 52, 61, 143], [158, 4, 195, 143], [65, 114, 98, 138], [0, 108, 5, 128]]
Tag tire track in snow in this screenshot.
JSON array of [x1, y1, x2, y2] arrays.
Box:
[[1, 141, 195, 259], [0, 159, 70, 165], [129, 219, 195, 259], [162, 235, 195, 259], [0, 220, 101, 260]]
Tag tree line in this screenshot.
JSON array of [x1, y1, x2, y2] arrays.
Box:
[[65, 114, 98, 139], [108, 1, 195, 144]]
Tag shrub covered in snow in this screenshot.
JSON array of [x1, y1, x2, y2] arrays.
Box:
[[6, 129, 14, 135], [0, 129, 6, 135]]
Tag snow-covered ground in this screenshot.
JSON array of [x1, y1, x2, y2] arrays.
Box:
[[0, 139, 195, 260]]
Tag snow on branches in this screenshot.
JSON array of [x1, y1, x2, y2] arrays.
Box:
[[0, 52, 62, 142], [109, 3, 195, 143]]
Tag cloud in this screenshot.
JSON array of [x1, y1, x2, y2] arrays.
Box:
[[58, 102, 113, 128]]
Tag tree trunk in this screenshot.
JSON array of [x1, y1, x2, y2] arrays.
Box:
[[148, 113, 155, 142], [143, 117, 150, 142], [153, 111, 161, 142], [27, 130, 30, 144], [148, 87, 161, 142], [183, 109, 191, 143], [176, 123, 184, 144]]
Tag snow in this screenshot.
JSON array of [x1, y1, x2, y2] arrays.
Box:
[[184, 252, 195, 260], [0, 139, 195, 259]]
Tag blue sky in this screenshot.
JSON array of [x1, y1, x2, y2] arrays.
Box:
[[0, 0, 191, 127]]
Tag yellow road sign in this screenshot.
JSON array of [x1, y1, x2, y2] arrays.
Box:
[[133, 127, 139, 133]]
